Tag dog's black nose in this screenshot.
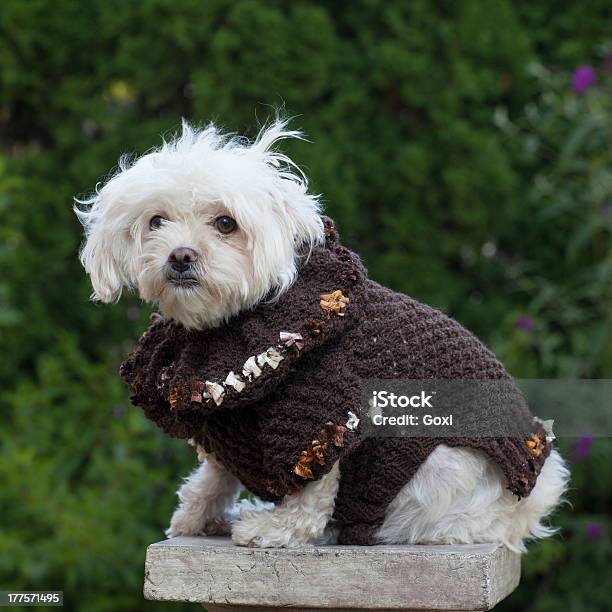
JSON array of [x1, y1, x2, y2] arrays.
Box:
[[168, 247, 199, 273]]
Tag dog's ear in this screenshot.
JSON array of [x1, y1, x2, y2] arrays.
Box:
[[252, 120, 325, 251], [75, 191, 130, 303], [276, 177, 324, 251]]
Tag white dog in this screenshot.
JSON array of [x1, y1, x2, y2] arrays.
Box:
[[76, 120, 568, 551]]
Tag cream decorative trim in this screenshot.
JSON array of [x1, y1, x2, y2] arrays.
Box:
[[183, 330, 302, 409], [279, 331, 305, 350], [224, 371, 245, 393], [242, 356, 262, 381], [257, 347, 284, 370], [534, 416, 555, 443], [346, 411, 360, 431], [205, 381, 225, 406]]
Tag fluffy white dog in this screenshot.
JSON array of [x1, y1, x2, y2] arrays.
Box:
[[76, 120, 568, 551]]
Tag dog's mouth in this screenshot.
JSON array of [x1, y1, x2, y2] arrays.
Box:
[[166, 274, 200, 289]]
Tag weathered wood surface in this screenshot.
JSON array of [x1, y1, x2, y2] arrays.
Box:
[[144, 536, 520, 611]]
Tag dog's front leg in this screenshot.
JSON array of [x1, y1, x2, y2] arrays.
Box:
[[166, 454, 241, 538], [232, 462, 340, 548]]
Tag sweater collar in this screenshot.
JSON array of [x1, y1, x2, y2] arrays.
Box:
[[121, 217, 367, 413]]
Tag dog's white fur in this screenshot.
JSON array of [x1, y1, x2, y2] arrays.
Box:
[[77, 120, 569, 549]]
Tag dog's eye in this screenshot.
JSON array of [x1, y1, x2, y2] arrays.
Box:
[[214, 215, 237, 235], [149, 215, 165, 230]]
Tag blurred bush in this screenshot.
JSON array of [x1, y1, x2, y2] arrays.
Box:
[[490, 59, 612, 379], [492, 57, 612, 611], [0, 2, 610, 611]]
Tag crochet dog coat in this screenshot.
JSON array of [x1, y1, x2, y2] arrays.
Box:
[[121, 218, 551, 545]]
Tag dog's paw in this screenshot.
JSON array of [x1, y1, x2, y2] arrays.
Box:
[[165, 507, 205, 538], [201, 516, 232, 536], [166, 507, 231, 538], [231, 509, 309, 548]]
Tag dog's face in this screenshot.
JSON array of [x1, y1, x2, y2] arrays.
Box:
[[76, 121, 323, 329]]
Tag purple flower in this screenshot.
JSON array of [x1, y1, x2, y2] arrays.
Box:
[[515, 316, 534, 332], [571, 65, 597, 95], [573, 435, 594, 461], [585, 522, 603, 540]]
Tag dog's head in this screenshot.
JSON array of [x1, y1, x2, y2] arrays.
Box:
[[75, 120, 324, 329]]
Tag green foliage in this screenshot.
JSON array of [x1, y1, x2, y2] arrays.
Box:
[[490, 60, 612, 378], [0, 1, 610, 610], [1, 332, 194, 611]]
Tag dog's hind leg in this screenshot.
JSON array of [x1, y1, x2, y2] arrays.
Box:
[[231, 462, 340, 548], [376, 445, 568, 552], [166, 454, 242, 538]]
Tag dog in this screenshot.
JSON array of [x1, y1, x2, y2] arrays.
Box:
[[76, 120, 568, 550]]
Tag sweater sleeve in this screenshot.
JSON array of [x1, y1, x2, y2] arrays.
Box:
[[120, 320, 208, 439]]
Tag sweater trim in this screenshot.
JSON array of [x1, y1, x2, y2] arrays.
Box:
[[169, 331, 300, 410], [293, 421, 349, 480], [167, 285, 352, 412]]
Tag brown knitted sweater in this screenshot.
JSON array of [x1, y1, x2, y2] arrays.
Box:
[[120, 218, 551, 545]]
